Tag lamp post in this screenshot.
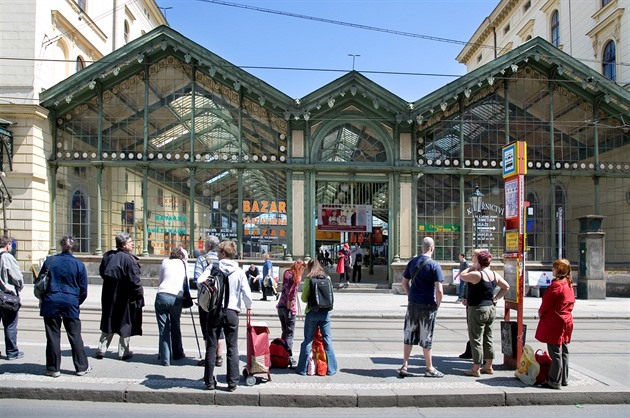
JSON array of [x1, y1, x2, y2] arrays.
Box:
[[470, 184, 484, 250]]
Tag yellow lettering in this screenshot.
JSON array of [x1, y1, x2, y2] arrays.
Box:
[[261, 201, 269, 212], [251, 201, 260, 212], [269, 201, 277, 212], [243, 201, 251, 212], [279, 201, 286, 213]]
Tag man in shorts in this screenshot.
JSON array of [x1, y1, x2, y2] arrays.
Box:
[[398, 237, 444, 378]]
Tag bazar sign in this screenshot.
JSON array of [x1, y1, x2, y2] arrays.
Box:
[[242, 200, 286, 213]]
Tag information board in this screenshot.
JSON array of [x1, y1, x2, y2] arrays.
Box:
[[503, 258, 519, 303]]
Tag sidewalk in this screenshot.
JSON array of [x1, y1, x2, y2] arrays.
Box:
[[0, 285, 628, 408]]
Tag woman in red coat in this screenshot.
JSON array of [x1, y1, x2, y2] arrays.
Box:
[[535, 258, 575, 389]]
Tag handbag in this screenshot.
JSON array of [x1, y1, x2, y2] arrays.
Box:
[[34, 258, 54, 300], [0, 289, 21, 312], [181, 260, 194, 309], [535, 349, 553, 384]]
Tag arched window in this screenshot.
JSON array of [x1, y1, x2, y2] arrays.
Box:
[[550, 10, 560, 47], [76, 56, 85, 73], [71, 189, 90, 252], [602, 40, 616, 81], [124, 20, 130, 43]]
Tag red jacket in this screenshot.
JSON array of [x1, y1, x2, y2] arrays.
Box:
[[535, 279, 575, 345], [336, 251, 345, 274]]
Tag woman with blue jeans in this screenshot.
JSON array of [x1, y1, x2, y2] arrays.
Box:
[[155, 248, 187, 366], [296, 259, 337, 376]]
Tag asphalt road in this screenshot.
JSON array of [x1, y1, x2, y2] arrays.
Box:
[[1, 399, 630, 417]]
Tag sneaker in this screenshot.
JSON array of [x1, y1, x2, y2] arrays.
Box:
[[205, 377, 217, 390], [46, 370, 61, 378], [76, 365, 93, 376], [425, 368, 444, 378], [95, 351, 104, 359], [215, 356, 224, 367], [227, 385, 237, 392], [119, 352, 134, 361], [7, 351, 24, 360]]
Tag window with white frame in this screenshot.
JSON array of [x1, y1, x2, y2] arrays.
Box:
[[550, 10, 560, 47], [602, 40, 616, 81]]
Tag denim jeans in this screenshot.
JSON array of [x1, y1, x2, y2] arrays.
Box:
[[0, 306, 19, 357], [296, 310, 337, 375], [155, 292, 184, 365]]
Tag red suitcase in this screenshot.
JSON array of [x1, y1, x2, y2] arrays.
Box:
[[242, 311, 271, 386]]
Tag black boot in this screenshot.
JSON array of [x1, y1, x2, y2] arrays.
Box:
[[459, 341, 472, 359]]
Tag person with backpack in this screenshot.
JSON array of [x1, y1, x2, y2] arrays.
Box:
[[0, 235, 24, 361], [276, 259, 306, 368], [203, 240, 252, 391], [295, 259, 337, 376], [351, 243, 364, 283], [193, 235, 224, 367]]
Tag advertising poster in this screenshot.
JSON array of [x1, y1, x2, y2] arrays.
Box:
[[317, 204, 373, 232]]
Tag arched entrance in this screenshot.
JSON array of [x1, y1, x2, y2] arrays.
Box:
[[310, 117, 394, 283]]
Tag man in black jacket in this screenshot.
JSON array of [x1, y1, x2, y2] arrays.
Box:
[[96, 232, 144, 360]]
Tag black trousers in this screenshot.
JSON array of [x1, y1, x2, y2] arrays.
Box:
[[352, 264, 362, 282], [204, 309, 239, 387], [277, 306, 296, 355], [44, 316, 89, 373]]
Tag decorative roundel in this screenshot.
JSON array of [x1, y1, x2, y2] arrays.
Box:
[[271, 155, 277, 161], [417, 158, 424, 165], [157, 153, 163, 159], [465, 160, 471, 166], [112, 153, 117, 159], [137, 153, 142, 159], [166, 153, 172, 159], [243, 155, 249, 161], [174, 154, 180, 160], [57, 152, 62, 158], [280, 156, 286, 162], [119, 153, 125, 159]]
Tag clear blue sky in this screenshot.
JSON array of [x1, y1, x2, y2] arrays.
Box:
[[155, 0, 498, 102]]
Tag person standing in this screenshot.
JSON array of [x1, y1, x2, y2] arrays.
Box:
[[193, 236, 224, 366], [203, 240, 252, 391], [535, 258, 575, 389], [295, 259, 338, 376], [398, 237, 444, 378], [351, 243, 364, 283], [0, 235, 24, 360], [155, 248, 187, 366], [459, 249, 510, 377], [455, 253, 469, 303], [96, 232, 144, 360], [276, 259, 306, 368], [38, 236, 90, 377], [245, 264, 261, 293], [261, 253, 275, 301]]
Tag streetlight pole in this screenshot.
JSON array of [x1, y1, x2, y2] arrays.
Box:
[[470, 184, 484, 250]]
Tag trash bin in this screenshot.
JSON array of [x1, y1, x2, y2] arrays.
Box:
[[500, 321, 527, 358]]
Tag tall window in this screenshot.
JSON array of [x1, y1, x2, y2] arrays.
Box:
[[603, 40, 617, 81], [124, 20, 130, 43], [76, 56, 85, 73], [71, 190, 89, 252], [602, 0, 612, 7], [76, 0, 86, 11], [550, 10, 560, 47]]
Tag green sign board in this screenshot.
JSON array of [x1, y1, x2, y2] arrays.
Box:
[[418, 224, 460, 232]]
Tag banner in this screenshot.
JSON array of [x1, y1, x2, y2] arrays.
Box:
[[317, 204, 372, 232]]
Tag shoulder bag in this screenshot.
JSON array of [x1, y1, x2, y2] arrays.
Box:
[[181, 259, 194, 309]]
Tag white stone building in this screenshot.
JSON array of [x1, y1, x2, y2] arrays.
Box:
[[0, 0, 166, 270], [457, 0, 628, 89]]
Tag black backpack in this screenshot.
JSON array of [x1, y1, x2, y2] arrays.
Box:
[[308, 275, 334, 312], [197, 266, 227, 322]]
